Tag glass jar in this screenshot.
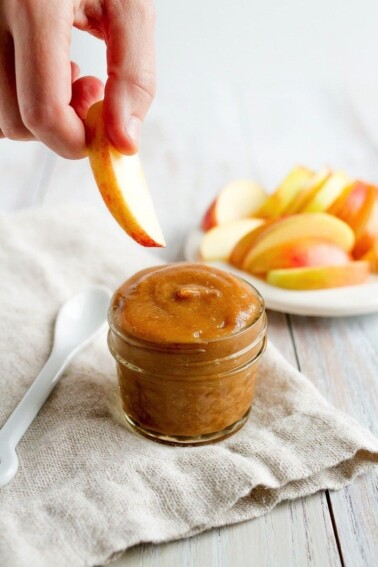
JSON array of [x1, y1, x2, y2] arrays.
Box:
[[108, 275, 267, 446]]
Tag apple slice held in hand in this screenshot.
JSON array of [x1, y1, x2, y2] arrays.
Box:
[[201, 180, 267, 231], [266, 262, 369, 290], [86, 101, 165, 247]]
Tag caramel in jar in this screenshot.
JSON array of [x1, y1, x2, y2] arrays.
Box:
[[108, 263, 267, 445]]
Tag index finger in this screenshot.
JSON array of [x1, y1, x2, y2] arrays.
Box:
[[11, 0, 86, 159]]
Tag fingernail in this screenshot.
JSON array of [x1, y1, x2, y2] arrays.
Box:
[[126, 116, 142, 146]]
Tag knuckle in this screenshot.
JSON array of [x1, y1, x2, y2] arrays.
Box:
[[21, 102, 59, 134], [129, 70, 156, 101], [1, 120, 30, 141]]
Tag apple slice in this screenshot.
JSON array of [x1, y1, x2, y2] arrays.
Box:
[[201, 180, 267, 231], [327, 180, 369, 220], [199, 218, 265, 261], [301, 171, 350, 213], [352, 186, 378, 258], [284, 168, 331, 214], [85, 101, 165, 247], [241, 213, 355, 271], [229, 221, 275, 268], [243, 238, 350, 275], [326, 181, 378, 257], [361, 241, 378, 273], [255, 166, 314, 219], [266, 262, 369, 290]]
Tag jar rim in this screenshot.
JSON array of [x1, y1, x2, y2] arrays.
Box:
[[108, 276, 266, 350]]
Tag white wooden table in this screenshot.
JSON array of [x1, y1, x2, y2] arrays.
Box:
[[1, 2, 378, 563]]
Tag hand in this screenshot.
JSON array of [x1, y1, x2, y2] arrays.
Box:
[[0, 0, 156, 158]]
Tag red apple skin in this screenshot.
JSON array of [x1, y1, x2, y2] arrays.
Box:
[[328, 181, 369, 227], [327, 181, 378, 258], [243, 238, 350, 275], [201, 200, 217, 231]]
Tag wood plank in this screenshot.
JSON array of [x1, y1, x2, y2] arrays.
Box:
[[112, 313, 341, 567], [289, 313, 378, 567]]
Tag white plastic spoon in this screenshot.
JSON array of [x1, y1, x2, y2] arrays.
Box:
[[0, 286, 111, 488]]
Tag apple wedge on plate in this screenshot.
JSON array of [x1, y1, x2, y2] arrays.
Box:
[[199, 218, 264, 261], [266, 262, 369, 290], [202, 180, 267, 231], [86, 101, 165, 247]]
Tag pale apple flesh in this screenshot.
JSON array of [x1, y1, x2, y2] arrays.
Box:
[[284, 168, 331, 214], [266, 262, 369, 290], [255, 166, 313, 219], [228, 221, 275, 268], [86, 101, 165, 247], [243, 238, 350, 275], [199, 218, 265, 261], [302, 171, 350, 213], [201, 180, 267, 231]]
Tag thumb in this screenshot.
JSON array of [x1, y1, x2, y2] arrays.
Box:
[[103, 0, 156, 154]]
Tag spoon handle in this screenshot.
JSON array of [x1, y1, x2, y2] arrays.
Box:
[[0, 350, 69, 448]]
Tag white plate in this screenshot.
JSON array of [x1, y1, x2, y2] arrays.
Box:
[[184, 229, 378, 317]]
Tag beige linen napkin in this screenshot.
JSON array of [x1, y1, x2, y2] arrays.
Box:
[[0, 207, 377, 567]]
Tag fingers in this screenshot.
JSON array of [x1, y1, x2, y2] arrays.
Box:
[[1, 0, 157, 157], [0, 48, 84, 143], [10, 0, 87, 158], [0, 31, 34, 141], [70, 76, 104, 120], [103, 0, 156, 154], [71, 61, 81, 83]]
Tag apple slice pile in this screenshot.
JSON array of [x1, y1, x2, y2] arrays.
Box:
[[200, 166, 378, 290], [86, 101, 165, 247]]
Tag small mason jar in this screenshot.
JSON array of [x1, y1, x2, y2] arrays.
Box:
[[108, 265, 267, 446]]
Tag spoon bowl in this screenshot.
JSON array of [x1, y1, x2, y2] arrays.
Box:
[[0, 286, 111, 488], [54, 287, 111, 355]]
